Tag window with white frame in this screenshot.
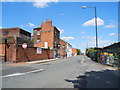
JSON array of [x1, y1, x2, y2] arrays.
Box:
[[37, 31, 40, 35], [36, 40, 40, 43]]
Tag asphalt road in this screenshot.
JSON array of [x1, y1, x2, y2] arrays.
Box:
[[2, 55, 119, 88]]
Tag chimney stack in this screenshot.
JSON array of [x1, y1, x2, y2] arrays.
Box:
[[46, 19, 52, 25]]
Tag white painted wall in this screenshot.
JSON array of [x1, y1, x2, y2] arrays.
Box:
[[66, 43, 72, 57]]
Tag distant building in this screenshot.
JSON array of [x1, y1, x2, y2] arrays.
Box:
[[0, 27, 33, 62], [66, 43, 72, 57], [60, 39, 67, 58], [72, 48, 77, 56], [33, 19, 60, 57]]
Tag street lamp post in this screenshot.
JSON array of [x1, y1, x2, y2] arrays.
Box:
[[82, 6, 98, 48], [82, 6, 99, 61]]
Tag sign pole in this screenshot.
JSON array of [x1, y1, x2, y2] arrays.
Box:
[[22, 43, 30, 62]]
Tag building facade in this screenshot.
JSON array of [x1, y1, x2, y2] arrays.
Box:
[[60, 39, 67, 58], [33, 19, 60, 57], [66, 43, 72, 57], [0, 27, 31, 40], [0, 27, 32, 62], [72, 48, 77, 56]]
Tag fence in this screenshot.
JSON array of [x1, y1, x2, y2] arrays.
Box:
[[86, 42, 120, 67]]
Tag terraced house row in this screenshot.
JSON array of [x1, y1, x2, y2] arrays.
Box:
[[0, 19, 77, 63]]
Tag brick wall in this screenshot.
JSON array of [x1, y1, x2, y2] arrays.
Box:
[[60, 39, 67, 57], [33, 20, 60, 50], [34, 21, 54, 48], [0, 44, 5, 61], [0, 44, 5, 56], [0, 28, 19, 37], [16, 46, 54, 62], [72, 48, 77, 56]]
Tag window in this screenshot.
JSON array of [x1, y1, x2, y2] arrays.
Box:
[[37, 31, 40, 35], [55, 30, 57, 36], [44, 42, 48, 48], [4, 31, 9, 35], [36, 40, 40, 43], [54, 38, 57, 44], [37, 48, 42, 54]]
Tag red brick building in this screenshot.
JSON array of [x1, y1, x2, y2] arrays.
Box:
[[60, 39, 67, 58], [72, 48, 77, 56], [33, 19, 60, 57], [0, 27, 31, 40], [0, 27, 32, 62]]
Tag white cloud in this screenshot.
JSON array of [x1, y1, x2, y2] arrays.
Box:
[[1, 0, 119, 2], [86, 36, 113, 47], [28, 23, 35, 27], [33, 0, 58, 8], [98, 39, 113, 47], [1, 0, 58, 2], [20, 25, 24, 27], [62, 36, 74, 40], [1, 0, 58, 8], [33, 2, 49, 8], [0, 26, 2, 28], [57, 28, 64, 34], [108, 33, 115, 36], [79, 36, 112, 52], [71, 44, 76, 47], [104, 24, 116, 28], [1, 0, 27, 1], [81, 36, 85, 39], [81, 32, 85, 34], [87, 36, 96, 40], [60, 13, 64, 16], [82, 17, 104, 26]]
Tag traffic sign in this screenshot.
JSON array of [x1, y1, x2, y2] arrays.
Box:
[[22, 43, 27, 49]]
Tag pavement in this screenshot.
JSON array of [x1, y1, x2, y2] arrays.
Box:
[[2, 58, 62, 66], [2, 55, 119, 88]]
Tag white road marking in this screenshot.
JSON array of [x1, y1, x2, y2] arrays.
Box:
[[1, 69, 44, 78], [2, 73, 25, 78], [81, 57, 85, 64]]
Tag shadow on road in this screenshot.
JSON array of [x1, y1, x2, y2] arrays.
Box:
[[65, 69, 119, 88], [65, 75, 87, 88]]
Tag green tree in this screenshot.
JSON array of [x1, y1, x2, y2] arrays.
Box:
[[88, 48, 95, 53], [76, 49, 81, 55], [86, 48, 95, 58]]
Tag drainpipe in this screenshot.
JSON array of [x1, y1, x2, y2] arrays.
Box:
[[4, 39, 7, 62]]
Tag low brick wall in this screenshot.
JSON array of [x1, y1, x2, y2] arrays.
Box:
[[16, 46, 54, 62]]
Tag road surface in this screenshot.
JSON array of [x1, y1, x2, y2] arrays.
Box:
[[1, 56, 119, 88]]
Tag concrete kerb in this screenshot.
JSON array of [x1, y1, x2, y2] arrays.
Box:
[[86, 57, 119, 70], [99, 63, 119, 70], [25, 58, 58, 64], [92, 59, 118, 70], [2, 57, 72, 66], [2, 58, 61, 66]]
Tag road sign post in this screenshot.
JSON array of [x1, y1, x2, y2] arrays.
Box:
[[22, 43, 27, 49], [22, 43, 30, 61]]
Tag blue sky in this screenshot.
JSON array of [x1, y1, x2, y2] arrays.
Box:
[[1, 1, 118, 52]]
